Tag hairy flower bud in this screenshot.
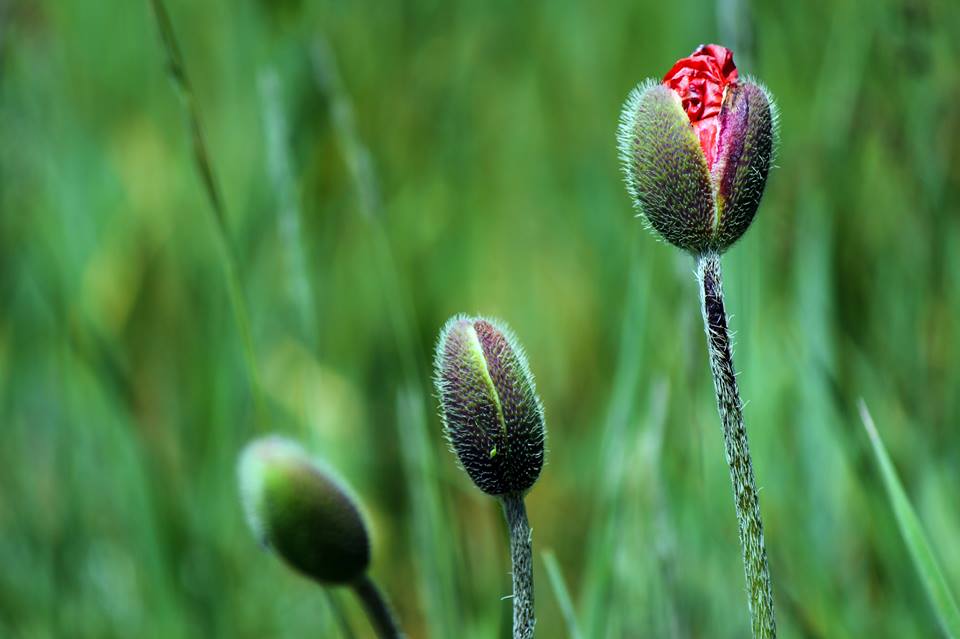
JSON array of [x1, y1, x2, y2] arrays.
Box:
[[434, 315, 546, 496], [238, 436, 370, 585], [618, 44, 777, 254]]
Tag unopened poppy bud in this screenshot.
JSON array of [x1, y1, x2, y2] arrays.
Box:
[[434, 315, 546, 496], [238, 436, 370, 585], [618, 44, 777, 253]]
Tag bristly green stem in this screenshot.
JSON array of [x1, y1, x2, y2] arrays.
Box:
[[501, 492, 535, 639], [352, 575, 405, 639], [696, 252, 777, 638]]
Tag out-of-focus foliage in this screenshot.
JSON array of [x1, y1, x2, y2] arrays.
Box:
[[1, 0, 959, 637]]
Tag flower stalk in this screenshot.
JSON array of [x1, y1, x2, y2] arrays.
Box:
[[618, 43, 779, 637], [696, 252, 776, 638], [352, 575, 405, 639], [433, 315, 546, 639], [501, 492, 535, 639]]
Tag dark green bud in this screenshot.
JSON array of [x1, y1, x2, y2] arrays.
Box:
[[434, 315, 546, 496], [619, 81, 715, 253], [238, 436, 370, 585]]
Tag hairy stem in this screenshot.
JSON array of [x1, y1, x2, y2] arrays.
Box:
[[352, 575, 405, 639], [696, 252, 776, 638], [501, 492, 535, 639]]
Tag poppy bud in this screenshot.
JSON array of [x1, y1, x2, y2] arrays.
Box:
[[618, 44, 777, 253], [434, 315, 546, 496], [238, 436, 371, 585]]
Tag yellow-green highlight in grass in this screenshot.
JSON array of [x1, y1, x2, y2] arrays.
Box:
[[859, 400, 960, 638], [542, 550, 583, 639]]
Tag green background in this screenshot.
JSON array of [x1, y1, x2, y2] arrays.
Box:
[[2, 0, 959, 636]]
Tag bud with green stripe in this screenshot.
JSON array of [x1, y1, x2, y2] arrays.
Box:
[[434, 315, 545, 639]]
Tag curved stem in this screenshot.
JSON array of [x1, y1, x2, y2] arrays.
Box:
[[352, 575, 405, 639], [501, 492, 535, 639], [696, 252, 777, 638]]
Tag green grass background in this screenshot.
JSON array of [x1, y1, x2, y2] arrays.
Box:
[[2, 0, 960, 636]]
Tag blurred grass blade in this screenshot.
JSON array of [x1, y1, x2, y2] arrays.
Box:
[[325, 591, 358, 639], [146, 0, 265, 422], [543, 550, 583, 639], [858, 400, 960, 638], [581, 253, 650, 635], [310, 36, 459, 637], [258, 67, 319, 348], [397, 387, 459, 638]]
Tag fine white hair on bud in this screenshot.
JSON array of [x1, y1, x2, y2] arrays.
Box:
[[618, 46, 778, 254], [618, 81, 716, 253], [434, 315, 546, 496]]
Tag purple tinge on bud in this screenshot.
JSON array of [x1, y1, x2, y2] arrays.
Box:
[[238, 436, 371, 585], [713, 82, 776, 250], [618, 54, 777, 254], [434, 316, 546, 496]]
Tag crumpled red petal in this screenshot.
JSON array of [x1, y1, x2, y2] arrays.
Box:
[[662, 44, 739, 169]]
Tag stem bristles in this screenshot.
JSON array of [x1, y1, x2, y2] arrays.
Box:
[[696, 252, 777, 638], [501, 492, 535, 639]]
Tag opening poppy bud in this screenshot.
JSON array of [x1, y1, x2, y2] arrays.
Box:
[[618, 44, 777, 253], [434, 315, 546, 496], [238, 435, 371, 585]]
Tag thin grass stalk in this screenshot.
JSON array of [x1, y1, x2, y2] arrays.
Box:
[[696, 252, 776, 638], [258, 68, 319, 348], [324, 591, 358, 639], [146, 5, 366, 635], [581, 254, 649, 636], [146, 0, 265, 423], [309, 37, 459, 638], [542, 550, 583, 639], [859, 401, 960, 638]]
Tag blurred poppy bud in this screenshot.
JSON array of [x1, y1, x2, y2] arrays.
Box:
[[434, 315, 546, 496], [238, 436, 370, 585], [618, 44, 777, 253]]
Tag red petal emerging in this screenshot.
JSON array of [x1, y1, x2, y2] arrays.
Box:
[[663, 44, 739, 169]]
